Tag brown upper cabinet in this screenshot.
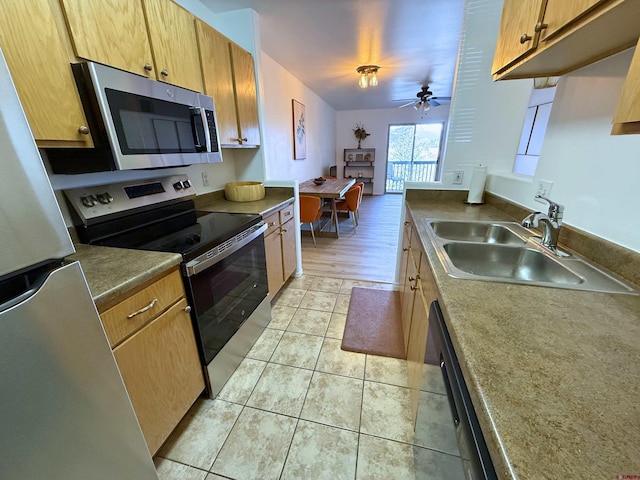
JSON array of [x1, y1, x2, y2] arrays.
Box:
[[0, 0, 93, 147], [60, 0, 203, 93], [491, 0, 547, 75], [196, 20, 261, 147], [612, 37, 640, 134], [492, 0, 640, 80]]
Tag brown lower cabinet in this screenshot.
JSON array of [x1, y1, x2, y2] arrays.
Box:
[[264, 202, 296, 297], [100, 268, 204, 455], [401, 209, 439, 427]]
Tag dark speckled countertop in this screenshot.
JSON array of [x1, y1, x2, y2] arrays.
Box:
[[405, 190, 640, 479], [67, 244, 182, 312]]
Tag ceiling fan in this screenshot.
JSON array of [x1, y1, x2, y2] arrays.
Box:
[[397, 86, 451, 109]]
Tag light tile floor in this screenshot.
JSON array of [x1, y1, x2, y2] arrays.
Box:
[[154, 275, 465, 480]]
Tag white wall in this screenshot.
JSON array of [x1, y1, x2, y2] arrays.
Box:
[[336, 106, 450, 195], [260, 53, 337, 182], [488, 49, 640, 252]]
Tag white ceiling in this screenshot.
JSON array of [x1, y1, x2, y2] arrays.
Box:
[[200, 0, 465, 111]]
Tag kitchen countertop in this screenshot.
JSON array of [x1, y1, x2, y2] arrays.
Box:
[[405, 192, 640, 479], [194, 187, 294, 217], [67, 244, 182, 312]]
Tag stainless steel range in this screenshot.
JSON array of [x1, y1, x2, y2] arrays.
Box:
[[65, 175, 271, 398]]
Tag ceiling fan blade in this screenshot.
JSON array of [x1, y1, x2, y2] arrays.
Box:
[[397, 100, 417, 108], [427, 98, 440, 107]]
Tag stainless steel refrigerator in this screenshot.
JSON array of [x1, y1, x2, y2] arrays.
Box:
[[0, 49, 158, 478]]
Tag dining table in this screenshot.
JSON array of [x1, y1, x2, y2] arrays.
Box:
[[298, 177, 356, 238]]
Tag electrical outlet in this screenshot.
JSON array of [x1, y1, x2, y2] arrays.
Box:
[[536, 179, 553, 198], [453, 170, 464, 184], [201, 171, 209, 187]]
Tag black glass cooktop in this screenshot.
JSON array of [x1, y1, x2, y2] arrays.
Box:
[[85, 201, 261, 261]]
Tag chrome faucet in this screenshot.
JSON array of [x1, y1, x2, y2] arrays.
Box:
[[521, 195, 564, 251]]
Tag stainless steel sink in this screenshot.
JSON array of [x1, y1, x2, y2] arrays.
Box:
[[424, 218, 639, 295], [429, 220, 527, 245], [442, 243, 583, 284]]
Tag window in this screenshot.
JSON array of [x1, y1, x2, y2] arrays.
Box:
[[386, 123, 444, 193], [513, 85, 556, 176]]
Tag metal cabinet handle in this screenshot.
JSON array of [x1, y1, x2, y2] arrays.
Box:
[[268, 221, 276, 227], [402, 247, 408, 252], [161, 69, 169, 77], [408, 276, 416, 282], [144, 63, 153, 72], [78, 126, 90, 135], [184, 305, 192, 313], [284, 211, 292, 216], [520, 33, 532, 44], [281, 229, 287, 234], [127, 298, 158, 318], [410, 284, 418, 291], [534, 22, 548, 33]]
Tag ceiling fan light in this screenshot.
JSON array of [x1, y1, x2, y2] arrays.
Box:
[[369, 71, 378, 87]]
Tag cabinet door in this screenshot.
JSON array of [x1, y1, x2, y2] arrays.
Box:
[[229, 42, 261, 146], [195, 20, 239, 145], [142, 0, 203, 92], [612, 37, 640, 134], [399, 219, 412, 305], [539, 0, 607, 40], [113, 298, 204, 455], [407, 283, 430, 427], [265, 230, 284, 296], [491, 0, 547, 74], [401, 252, 418, 355], [0, 0, 93, 147], [60, 0, 154, 79], [281, 218, 297, 282]]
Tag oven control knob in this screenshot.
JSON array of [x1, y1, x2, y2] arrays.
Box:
[[173, 181, 183, 190], [80, 195, 96, 208], [96, 192, 113, 204], [182, 180, 191, 189]]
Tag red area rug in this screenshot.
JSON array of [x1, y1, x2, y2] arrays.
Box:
[[341, 287, 405, 359]]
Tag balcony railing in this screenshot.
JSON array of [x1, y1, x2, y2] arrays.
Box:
[[386, 161, 438, 193]]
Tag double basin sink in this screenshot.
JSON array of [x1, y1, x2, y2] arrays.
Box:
[[424, 219, 638, 295]]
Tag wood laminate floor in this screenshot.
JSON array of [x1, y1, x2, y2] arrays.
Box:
[[300, 193, 403, 284]]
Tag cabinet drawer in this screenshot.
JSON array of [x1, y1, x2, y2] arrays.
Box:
[[100, 269, 185, 347], [264, 211, 280, 236], [279, 203, 294, 224]]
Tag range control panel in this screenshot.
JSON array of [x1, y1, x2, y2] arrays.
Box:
[[64, 175, 196, 225]]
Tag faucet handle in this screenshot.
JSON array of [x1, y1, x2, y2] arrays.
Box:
[[534, 195, 564, 223]]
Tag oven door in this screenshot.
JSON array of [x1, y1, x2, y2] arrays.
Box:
[[184, 235, 268, 365]]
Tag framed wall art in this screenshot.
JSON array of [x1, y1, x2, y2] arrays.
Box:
[[292, 99, 306, 159]]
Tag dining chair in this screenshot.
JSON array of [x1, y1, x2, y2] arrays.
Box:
[[334, 184, 362, 233], [299, 195, 323, 246]]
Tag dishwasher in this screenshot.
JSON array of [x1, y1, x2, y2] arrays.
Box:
[[430, 300, 498, 480]]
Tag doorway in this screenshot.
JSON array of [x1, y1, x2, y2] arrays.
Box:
[[385, 123, 444, 193]]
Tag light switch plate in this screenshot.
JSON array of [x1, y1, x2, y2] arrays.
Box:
[[453, 170, 464, 184]]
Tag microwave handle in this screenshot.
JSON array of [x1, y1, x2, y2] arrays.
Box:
[[190, 107, 212, 152]]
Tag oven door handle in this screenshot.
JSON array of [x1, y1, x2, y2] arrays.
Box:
[[184, 222, 267, 277]]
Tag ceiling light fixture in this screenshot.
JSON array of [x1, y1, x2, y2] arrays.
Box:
[[356, 65, 380, 89]]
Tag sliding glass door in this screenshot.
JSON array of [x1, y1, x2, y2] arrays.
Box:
[[386, 123, 444, 193]]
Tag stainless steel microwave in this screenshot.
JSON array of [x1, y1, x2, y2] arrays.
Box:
[[46, 62, 222, 174]]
